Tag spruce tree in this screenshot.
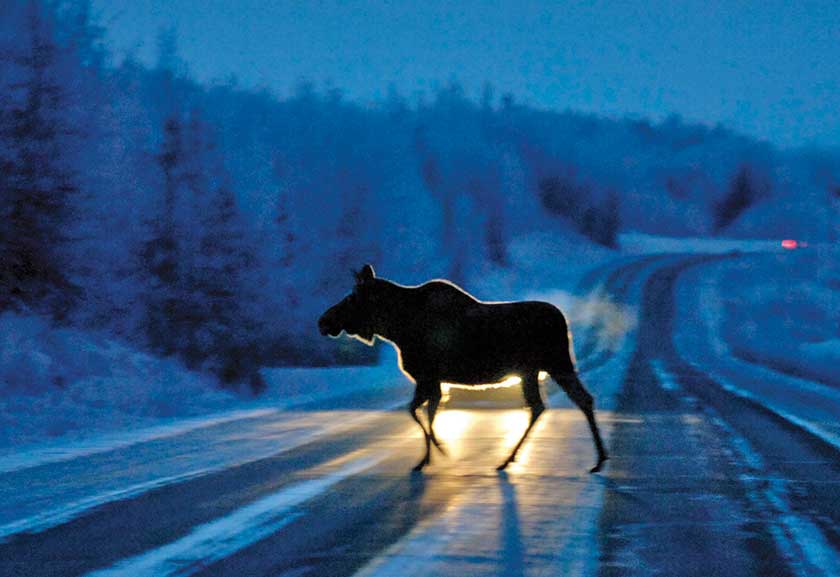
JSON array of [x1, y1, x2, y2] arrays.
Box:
[[0, 0, 77, 317], [142, 115, 184, 355]]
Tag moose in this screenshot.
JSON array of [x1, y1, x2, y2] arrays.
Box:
[[318, 265, 608, 472]]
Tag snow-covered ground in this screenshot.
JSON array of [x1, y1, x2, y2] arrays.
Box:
[[0, 311, 412, 470], [618, 231, 788, 254], [668, 253, 840, 577], [0, 311, 237, 449], [711, 247, 839, 386], [674, 250, 840, 448]]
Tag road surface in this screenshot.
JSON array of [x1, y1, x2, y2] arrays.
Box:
[[1, 253, 838, 577]]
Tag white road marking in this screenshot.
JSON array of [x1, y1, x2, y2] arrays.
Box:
[[1, 466, 227, 542], [672, 258, 840, 577], [0, 409, 278, 475], [709, 372, 840, 451], [709, 415, 840, 577], [650, 359, 681, 391], [83, 452, 385, 577], [0, 409, 402, 541], [676, 267, 840, 450]]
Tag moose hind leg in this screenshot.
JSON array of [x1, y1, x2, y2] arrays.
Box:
[[498, 372, 544, 470], [555, 371, 608, 473], [408, 386, 432, 471]]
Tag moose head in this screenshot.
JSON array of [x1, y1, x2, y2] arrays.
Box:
[[318, 264, 379, 344]]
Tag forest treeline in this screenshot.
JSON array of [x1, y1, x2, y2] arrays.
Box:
[[1, 0, 837, 391]]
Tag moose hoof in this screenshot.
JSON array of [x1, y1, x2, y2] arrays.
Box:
[[413, 458, 429, 472], [496, 461, 510, 471], [589, 456, 609, 474]]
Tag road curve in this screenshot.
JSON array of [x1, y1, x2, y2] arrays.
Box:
[[600, 255, 840, 577], [1, 253, 838, 577]]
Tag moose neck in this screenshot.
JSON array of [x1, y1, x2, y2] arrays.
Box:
[[370, 280, 415, 347]]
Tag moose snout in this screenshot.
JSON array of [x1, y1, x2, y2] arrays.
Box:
[[318, 311, 339, 337], [317, 315, 330, 336]]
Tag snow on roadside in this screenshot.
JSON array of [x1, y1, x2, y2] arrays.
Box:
[[0, 305, 426, 462], [618, 231, 786, 254], [0, 315, 411, 468], [0, 311, 239, 450], [258, 344, 408, 408], [0, 408, 277, 475], [673, 259, 840, 449], [800, 339, 840, 367], [713, 250, 839, 387], [467, 230, 615, 301]]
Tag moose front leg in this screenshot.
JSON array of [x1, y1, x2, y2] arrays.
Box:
[[408, 386, 431, 471], [409, 381, 446, 471]]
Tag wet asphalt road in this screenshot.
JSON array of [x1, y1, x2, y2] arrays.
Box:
[[1, 254, 838, 577]]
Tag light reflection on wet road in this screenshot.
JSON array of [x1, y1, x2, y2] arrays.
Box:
[[0, 402, 616, 577]]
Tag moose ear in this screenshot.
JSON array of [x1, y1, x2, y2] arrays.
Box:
[[356, 264, 375, 284]]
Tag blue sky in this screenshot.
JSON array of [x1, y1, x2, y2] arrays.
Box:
[[93, 0, 840, 149]]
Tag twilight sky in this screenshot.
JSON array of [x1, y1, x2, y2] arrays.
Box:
[[93, 0, 840, 149]]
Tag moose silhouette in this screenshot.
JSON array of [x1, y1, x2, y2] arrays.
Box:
[[318, 265, 608, 472]]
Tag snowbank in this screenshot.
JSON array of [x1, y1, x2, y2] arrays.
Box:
[[259, 343, 409, 407], [0, 308, 418, 456], [467, 230, 615, 300], [0, 311, 237, 448], [713, 249, 839, 386], [618, 231, 785, 254]]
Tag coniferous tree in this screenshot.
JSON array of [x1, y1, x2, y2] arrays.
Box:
[[335, 184, 365, 273], [197, 177, 263, 390], [141, 26, 190, 357], [275, 187, 296, 270], [414, 125, 465, 283], [601, 189, 621, 248], [485, 205, 507, 265], [143, 105, 265, 388], [273, 173, 299, 311], [0, 0, 77, 317], [714, 164, 759, 231], [142, 115, 184, 355]]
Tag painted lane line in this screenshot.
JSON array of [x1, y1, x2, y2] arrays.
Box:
[[708, 414, 840, 577], [83, 452, 385, 577], [1, 466, 224, 542], [668, 258, 840, 577], [679, 271, 840, 449], [0, 408, 279, 475], [650, 359, 680, 392], [0, 407, 402, 541], [706, 371, 840, 452]]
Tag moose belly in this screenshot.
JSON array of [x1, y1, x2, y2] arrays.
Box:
[[395, 300, 565, 385], [400, 329, 547, 385]]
